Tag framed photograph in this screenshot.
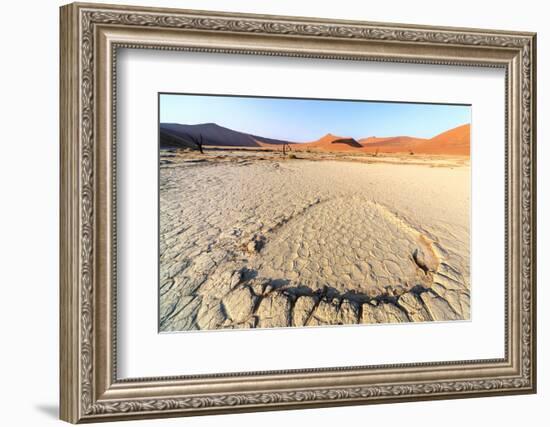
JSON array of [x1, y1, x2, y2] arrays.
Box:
[[60, 2, 537, 423]]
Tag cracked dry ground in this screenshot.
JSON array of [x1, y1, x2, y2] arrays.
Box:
[[159, 152, 470, 332]]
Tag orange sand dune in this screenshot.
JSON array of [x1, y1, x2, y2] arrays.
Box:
[[359, 124, 470, 156], [359, 136, 428, 153], [360, 136, 395, 145], [226, 124, 470, 156], [419, 124, 470, 155], [294, 133, 363, 151]]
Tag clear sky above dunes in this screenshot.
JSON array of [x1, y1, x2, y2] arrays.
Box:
[[160, 93, 471, 142]]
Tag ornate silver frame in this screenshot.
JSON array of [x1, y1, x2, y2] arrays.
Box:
[[60, 2, 537, 423]]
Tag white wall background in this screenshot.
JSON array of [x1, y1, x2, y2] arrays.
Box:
[[0, 0, 545, 425]]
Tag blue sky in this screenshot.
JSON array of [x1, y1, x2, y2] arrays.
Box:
[[160, 93, 470, 142]]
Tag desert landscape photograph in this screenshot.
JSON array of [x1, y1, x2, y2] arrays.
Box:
[[158, 93, 471, 332]]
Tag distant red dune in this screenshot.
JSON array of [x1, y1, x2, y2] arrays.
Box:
[[160, 122, 470, 156], [359, 136, 428, 152], [296, 133, 363, 151], [420, 124, 471, 155], [359, 124, 470, 156]]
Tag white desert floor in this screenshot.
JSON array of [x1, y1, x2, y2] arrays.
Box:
[[159, 150, 470, 332]]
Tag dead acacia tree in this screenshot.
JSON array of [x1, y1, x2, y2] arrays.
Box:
[[188, 133, 204, 153], [197, 134, 204, 154], [282, 143, 291, 155]]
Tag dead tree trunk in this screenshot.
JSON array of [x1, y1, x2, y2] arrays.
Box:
[[191, 134, 204, 153], [197, 134, 204, 154]]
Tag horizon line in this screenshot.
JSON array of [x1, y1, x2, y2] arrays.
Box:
[[159, 121, 471, 144]]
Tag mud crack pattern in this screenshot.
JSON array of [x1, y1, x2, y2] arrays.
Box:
[[159, 153, 470, 331]]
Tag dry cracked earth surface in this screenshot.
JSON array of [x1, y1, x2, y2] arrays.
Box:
[[159, 149, 470, 332]]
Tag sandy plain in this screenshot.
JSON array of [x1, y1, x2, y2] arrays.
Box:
[[159, 149, 470, 332]]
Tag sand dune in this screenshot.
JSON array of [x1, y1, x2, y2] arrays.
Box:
[[298, 133, 363, 151], [160, 122, 293, 149], [161, 122, 470, 156], [359, 125, 470, 155], [419, 124, 471, 155], [359, 136, 428, 153]]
